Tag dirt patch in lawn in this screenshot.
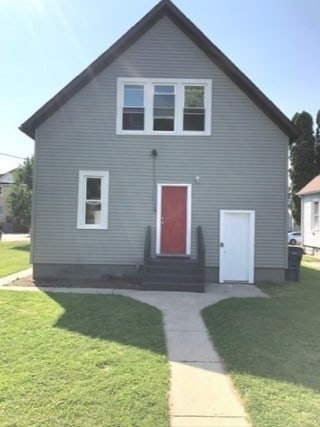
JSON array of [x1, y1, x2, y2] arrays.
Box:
[[4, 275, 142, 289]]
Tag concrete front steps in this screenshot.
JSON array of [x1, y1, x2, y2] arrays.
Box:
[[143, 257, 204, 292]]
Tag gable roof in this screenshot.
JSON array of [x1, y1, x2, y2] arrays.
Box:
[[0, 169, 15, 184], [297, 175, 320, 196], [20, 0, 298, 141]]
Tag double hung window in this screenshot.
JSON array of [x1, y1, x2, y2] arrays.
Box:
[[153, 85, 175, 131], [183, 85, 205, 131], [312, 200, 319, 230], [117, 78, 211, 135], [77, 171, 109, 229], [122, 85, 144, 130]]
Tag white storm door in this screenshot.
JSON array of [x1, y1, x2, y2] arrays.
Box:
[[219, 210, 255, 283]]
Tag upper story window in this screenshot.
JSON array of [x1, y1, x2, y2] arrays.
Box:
[[153, 85, 175, 131], [184, 85, 205, 131], [123, 85, 144, 130], [117, 78, 212, 135], [77, 171, 109, 229], [312, 200, 319, 230]]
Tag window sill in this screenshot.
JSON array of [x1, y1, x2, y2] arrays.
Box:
[[116, 130, 211, 136], [77, 225, 108, 230]]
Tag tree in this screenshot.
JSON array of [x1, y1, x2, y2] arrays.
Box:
[[315, 109, 320, 174], [7, 157, 34, 228], [289, 112, 316, 225]]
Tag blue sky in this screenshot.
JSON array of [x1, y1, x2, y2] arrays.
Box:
[[1, 0, 319, 173]]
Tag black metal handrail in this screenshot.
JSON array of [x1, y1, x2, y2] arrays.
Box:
[[144, 226, 151, 273], [197, 226, 206, 283]]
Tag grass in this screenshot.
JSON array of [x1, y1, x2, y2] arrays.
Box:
[[0, 291, 169, 427], [0, 241, 30, 277], [202, 257, 320, 427]]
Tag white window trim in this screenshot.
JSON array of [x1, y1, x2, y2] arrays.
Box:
[[312, 199, 319, 230], [77, 170, 109, 230], [117, 77, 212, 136]]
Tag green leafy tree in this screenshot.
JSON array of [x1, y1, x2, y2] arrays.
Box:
[[315, 109, 320, 174], [7, 157, 34, 228], [289, 112, 316, 225]]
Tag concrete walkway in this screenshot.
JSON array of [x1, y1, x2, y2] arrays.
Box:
[[118, 285, 265, 427], [0, 268, 32, 287], [1, 274, 266, 427], [1, 233, 30, 242]]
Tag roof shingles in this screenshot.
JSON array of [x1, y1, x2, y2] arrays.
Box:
[[298, 175, 320, 196]]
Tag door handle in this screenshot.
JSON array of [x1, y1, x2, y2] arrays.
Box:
[[161, 216, 165, 225], [220, 242, 224, 247]]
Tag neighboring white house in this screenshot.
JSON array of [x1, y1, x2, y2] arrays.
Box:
[[298, 175, 320, 255], [0, 169, 15, 232]]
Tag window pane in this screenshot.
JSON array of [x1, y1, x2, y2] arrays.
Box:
[[86, 178, 101, 200], [154, 85, 174, 94], [153, 118, 174, 131], [184, 86, 204, 108], [85, 202, 101, 225], [123, 108, 144, 130], [154, 94, 175, 108], [183, 112, 205, 131], [124, 85, 144, 107]]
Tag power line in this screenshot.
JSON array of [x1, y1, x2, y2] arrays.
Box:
[[0, 152, 27, 160]]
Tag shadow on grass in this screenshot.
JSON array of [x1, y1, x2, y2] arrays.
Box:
[[45, 292, 167, 356], [11, 244, 31, 252], [202, 265, 320, 393]]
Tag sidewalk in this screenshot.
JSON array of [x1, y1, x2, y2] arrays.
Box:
[[1, 273, 266, 427], [118, 286, 265, 427], [0, 268, 32, 287], [1, 233, 30, 242]]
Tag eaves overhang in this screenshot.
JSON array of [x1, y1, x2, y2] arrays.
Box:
[[20, 0, 298, 142]]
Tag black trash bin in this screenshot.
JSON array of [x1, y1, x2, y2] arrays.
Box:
[[286, 246, 304, 281]]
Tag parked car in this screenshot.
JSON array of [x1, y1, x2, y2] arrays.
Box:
[[288, 231, 301, 245]]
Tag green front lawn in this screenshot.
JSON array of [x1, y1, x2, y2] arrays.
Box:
[[202, 258, 320, 427], [0, 291, 169, 427], [0, 241, 30, 277]]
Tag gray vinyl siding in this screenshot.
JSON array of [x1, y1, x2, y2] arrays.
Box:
[[33, 16, 289, 270], [301, 194, 320, 249]]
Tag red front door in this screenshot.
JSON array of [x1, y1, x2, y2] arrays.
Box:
[[160, 186, 187, 254]]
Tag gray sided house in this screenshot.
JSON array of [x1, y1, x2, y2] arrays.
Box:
[[298, 175, 320, 255], [20, 0, 297, 290]]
